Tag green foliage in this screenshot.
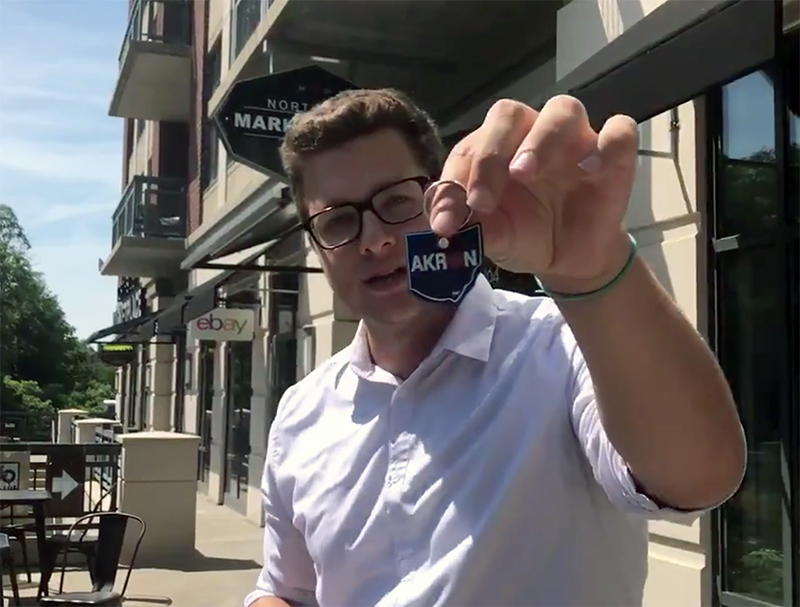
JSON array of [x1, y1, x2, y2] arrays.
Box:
[[0, 204, 115, 437], [1, 376, 56, 439], [731, 548, 784, 604]]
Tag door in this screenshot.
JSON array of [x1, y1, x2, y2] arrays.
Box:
[[268, 333, 298, 422], [173, 332, 187, 432], [266, 272, 299, 426], [710, 26, 799, 607], [196, 341, 215, 491], [223, 340, 253, 514]]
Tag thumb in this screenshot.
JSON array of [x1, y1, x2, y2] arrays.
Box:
[[425, 180, 471, 237]]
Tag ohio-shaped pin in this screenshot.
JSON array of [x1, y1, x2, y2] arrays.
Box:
[[404, 224, 483, 304]]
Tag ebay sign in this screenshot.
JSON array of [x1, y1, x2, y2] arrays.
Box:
[[189, 308, 255, 342]]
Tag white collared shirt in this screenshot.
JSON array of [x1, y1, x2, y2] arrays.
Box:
[[245, 276, 702, 607]]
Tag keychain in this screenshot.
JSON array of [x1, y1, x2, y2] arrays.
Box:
[[404, 180, 484, 304]]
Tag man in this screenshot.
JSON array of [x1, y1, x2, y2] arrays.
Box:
[[245, 89, 746, 607]]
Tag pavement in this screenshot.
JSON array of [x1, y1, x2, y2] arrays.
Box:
[[8, 495, 264, 606]]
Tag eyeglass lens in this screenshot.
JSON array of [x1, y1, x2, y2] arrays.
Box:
[[311, 179, 426, 248]]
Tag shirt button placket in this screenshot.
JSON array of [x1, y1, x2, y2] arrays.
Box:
[[386, 392, 415, 580]]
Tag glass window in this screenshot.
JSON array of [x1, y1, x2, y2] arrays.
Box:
[[786, 30, 799, 224], [718, 72, 778, 236], [713, 30, 799, 606], [230, 0, 263, 65], [716, 247, 787, 605], [202, 41, 222, 191]]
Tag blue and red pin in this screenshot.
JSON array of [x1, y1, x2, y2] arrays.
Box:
[[404, 180, 484, 304]]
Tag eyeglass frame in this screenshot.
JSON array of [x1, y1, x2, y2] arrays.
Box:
[[301, 175, 433, 250]]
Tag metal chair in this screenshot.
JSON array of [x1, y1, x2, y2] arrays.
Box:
[[38, 481, 119, 594], [40, 512, 146, 606]]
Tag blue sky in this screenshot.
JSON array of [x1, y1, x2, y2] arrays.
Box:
[[0, 0, 128, 339]]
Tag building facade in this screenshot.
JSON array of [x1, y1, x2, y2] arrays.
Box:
[[88, 1, 799, 605]]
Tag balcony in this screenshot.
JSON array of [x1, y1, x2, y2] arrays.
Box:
[[100, 176, 187, 278], [109, 0, 192, 122]]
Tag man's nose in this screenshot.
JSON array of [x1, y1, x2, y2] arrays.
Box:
[[359, 210, 395, 255]]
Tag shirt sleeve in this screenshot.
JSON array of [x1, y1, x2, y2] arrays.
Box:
[[564, 328, 707, 524], [244, 428, 318, 607]]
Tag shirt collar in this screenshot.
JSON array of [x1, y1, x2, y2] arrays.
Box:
[[348, 275, 498, 378]]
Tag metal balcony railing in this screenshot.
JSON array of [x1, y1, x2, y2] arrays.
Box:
[[111, 175, 187, 246], [118, 0, 191, 64]]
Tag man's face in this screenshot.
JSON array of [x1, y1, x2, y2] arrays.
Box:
[[301, 129, 435, 327]]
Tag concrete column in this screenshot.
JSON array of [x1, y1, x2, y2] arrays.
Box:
[[117, 431, 200, 567], [73, 418, 111, 444], [149, 342, 174, 431], [57, 409, 87, 444]]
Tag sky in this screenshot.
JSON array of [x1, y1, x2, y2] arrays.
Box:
[[0, 0, 128, 339]]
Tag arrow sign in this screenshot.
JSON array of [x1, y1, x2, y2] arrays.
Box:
[[52, 470, 79, 499], [213, 64, 357, 178]]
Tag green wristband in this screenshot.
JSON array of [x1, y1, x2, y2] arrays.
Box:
[[535, 233, 638, 301]]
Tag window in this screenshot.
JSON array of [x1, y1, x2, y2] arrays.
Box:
[[229, 0, 265, 66], [711, 28, 799, 607], [202, 40, 222, 190]]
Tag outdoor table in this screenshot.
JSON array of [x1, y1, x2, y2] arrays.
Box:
[[0, 489, 52, 599]]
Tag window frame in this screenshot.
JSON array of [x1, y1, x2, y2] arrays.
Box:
[[229, 0, 267, 67], [707, 24, 799, 607]]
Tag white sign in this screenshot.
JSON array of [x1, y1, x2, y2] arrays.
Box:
[[52, 470, 79, 499], [189, 308, 255, 342], [0, 462, 20, 490]]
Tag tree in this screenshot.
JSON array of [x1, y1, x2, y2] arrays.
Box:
[[0, 205, 115, 435]]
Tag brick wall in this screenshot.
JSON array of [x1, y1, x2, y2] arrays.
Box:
[[187, 0, 207, 235]]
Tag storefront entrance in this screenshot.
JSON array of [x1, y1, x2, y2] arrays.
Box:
[[196, 340, 215, 493], [709, 25, 799, 607], [223, 339, 253, 514], [267, 273, 299, 425]]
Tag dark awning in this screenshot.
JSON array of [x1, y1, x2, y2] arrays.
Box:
[[178, 238, 289, 324], [179, 277, 223, 325], [181, 179, 323, 274], [544, 0, 777, 129], [85, 313, 156, 344], [444, 0, 776, 138], [135, 296, 188, 340]]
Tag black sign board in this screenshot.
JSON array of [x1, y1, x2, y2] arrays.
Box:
[[113, 288, 147, 325], [97, 343, 137, 367], [213, 65, 357, 177], [46, 450, 86, 518]]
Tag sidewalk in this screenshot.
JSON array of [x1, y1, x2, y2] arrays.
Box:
[[14, 495, 264, 606]]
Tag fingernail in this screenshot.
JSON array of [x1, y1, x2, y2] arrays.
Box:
[[578, 152, 602, 174], [430, 210, 453, 236], [467, 186, 493, 212], [509, 150, 537, 175]]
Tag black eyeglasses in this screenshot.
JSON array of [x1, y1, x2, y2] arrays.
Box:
[[303, 176, 432, 250]]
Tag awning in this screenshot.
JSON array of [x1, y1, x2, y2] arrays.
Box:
[[444, 0, 777, 138], [262, 0, 559, 122], [85, 313, 156, 344], [136, 296, 187, 340], [543, 0, 777, 129]]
